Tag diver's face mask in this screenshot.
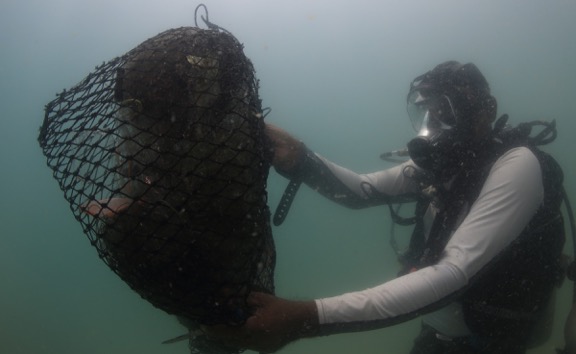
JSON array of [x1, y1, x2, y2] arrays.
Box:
[[407, 89, 458, 137], [406, 88, 467, 175]]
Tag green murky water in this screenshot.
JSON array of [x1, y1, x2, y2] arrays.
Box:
[[1, 1, 574, 353]]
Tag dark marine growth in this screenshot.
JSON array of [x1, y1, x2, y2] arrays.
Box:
[[38, 26, 275, 353]]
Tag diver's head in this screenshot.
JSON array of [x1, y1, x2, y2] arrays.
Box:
[[406, 61, 497, 176]]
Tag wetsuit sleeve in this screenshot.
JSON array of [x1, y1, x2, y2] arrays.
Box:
[[279, 147, 420, 208], [314, 147, 544, 334]]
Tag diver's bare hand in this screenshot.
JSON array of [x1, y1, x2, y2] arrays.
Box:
[[265, 124, 305, 174], [202, 292, 318, 353]]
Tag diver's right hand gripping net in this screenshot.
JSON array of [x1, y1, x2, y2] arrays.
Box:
[[38, 26, 275, 353]]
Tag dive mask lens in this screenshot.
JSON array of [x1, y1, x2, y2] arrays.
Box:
[[407, 91, 457, 135], [407, 90, 429, 133]]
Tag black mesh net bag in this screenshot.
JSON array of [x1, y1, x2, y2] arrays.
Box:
[[38, 26, 275, 353]]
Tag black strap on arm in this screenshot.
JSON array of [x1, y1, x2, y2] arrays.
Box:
[[273, 179, 302, 226]]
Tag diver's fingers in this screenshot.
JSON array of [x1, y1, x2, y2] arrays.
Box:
[[80, 197, 135, 217]]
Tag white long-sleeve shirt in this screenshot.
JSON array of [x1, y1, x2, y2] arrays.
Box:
[[310, 146, 544, 336]]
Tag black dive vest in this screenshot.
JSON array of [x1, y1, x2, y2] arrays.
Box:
[[400, 142, 565, 341]]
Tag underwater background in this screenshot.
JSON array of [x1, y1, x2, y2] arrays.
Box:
[[1, 0, 575, 353]]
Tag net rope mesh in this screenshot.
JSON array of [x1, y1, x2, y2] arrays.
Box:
[[38, 26, 275, 353]]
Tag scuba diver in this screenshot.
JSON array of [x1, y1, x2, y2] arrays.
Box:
[[203, 61, 568, 353]]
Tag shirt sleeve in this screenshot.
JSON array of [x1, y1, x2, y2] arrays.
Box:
[[315, 147, 544, 334], [294, 151, 421, 208]]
